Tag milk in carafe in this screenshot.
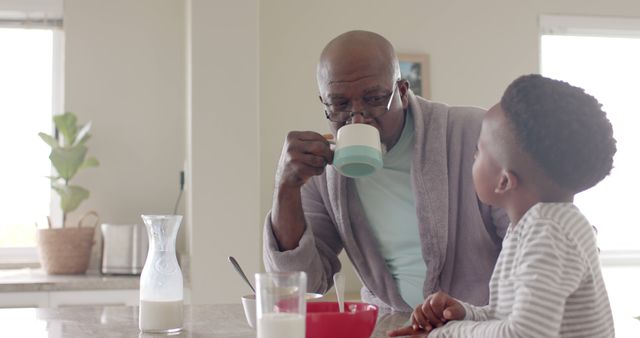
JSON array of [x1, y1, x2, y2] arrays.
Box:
[[139, 299, 183, 332], [138, 215, 184, 333]]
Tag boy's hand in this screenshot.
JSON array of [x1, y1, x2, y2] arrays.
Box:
[[387, 325, 427, 337], [414, 291, 465, 331], [388, 291, 465, 336]]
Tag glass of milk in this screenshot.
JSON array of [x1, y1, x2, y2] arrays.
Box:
[[138, 215, 184, 333], [255, 271, 307, 338]]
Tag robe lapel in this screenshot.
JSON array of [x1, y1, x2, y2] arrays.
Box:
[[409, 93, 449, 295]]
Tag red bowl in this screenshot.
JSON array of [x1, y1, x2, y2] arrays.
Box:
[[306, 302, 378, 338]]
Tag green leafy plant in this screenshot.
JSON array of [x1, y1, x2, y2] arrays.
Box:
[[39, 112, 99, 226]]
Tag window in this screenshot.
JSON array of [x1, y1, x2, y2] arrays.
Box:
[[541, 15, 640, 336], [0, 11, 63, 264]]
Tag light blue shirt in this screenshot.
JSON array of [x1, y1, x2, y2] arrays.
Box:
[[354, 113, 426, 308]]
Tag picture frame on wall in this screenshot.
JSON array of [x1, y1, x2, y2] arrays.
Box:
[[398, 53, 430, 98]]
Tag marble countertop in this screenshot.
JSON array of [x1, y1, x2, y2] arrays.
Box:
[[0, 268, 139, 292], [0, 304, 411, 338]]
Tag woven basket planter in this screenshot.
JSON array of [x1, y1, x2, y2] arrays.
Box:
[[37, 227, 95, 275]]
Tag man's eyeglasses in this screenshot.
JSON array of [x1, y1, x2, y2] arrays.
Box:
[[322, 81, 398, 123]]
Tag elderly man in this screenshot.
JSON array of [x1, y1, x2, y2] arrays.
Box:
[[263, 30, 508, 312]]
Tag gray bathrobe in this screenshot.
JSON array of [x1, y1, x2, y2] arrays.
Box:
[[263, 91, 509, 312]]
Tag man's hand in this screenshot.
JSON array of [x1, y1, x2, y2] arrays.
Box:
[[387, 291, 465, 337], [275, 131, 333, 190], [270, 131, 333, 251]]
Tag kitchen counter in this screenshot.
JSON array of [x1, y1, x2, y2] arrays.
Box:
[[0, 268, 139, 292], [1, 304, 411, 338]]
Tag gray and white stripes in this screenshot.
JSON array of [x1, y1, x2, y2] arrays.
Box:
[[431, 203, 614, 338]]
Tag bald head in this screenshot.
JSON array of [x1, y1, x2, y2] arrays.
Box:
[[317, 30, 400, 89]]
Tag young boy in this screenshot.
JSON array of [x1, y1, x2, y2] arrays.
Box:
[[389, 74, 616, 337]]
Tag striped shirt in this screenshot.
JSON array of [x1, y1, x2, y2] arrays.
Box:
[[431, 203, 614, 338]]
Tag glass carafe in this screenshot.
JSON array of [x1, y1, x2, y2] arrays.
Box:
[[139, 215, 183, 333]]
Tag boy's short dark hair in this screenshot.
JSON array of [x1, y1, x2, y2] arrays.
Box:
[[501, 74, 617, 193]]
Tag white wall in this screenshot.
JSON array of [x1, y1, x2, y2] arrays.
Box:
[[187, 0, 260, 304], [64, 0, 262, 305], [64, 0, 186, 263]]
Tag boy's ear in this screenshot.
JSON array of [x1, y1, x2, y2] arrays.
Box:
[[495, 169, 519, 194]]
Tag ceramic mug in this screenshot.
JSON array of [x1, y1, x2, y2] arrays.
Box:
[[332, 124, 383, 177]]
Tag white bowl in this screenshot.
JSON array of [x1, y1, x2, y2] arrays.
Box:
[[241, 294, 257, 328]]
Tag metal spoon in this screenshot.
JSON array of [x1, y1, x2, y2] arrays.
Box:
[[333, 272, 345, 313], [228, 256, 256, 294]]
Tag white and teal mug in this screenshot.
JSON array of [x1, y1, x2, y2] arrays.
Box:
[[333, 124, 383, 178]]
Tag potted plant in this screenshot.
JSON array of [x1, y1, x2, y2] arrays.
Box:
[[37, 112, 99, 274]]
